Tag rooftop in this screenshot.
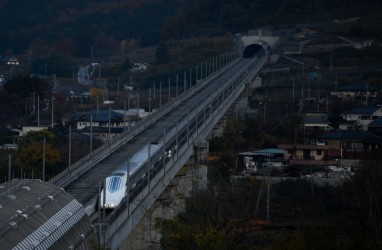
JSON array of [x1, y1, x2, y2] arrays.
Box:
[[0, 179, 96, 249], [339, 83, 378, 92], [239, 148, 284, 157], [319, 130, 382, 142], [368, 117, 382, 128], [346, 107, 380, 115]]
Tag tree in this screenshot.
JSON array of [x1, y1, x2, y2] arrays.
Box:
[[15, 130, 60, 179], [120, 56, 132, 72], [54, 37, 78, 56], [344, 152, 382, 248], [156, 42, 170, 64], [155, 180, 263, 249], [120, 40, 129, 55], [4, 75, 51, 98], [89, 87, 106, 102], [30, 54, 76, 77]]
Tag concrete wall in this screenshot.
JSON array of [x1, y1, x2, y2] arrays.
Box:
[[121, 165, 208, 250]]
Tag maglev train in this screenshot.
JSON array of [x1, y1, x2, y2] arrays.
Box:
[[100, 143, 162, 209]]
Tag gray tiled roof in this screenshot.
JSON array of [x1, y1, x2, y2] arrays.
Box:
[[319, 130, 382, 142], [75, 109, 124, 122], [368, 117, 382, 128], [347, 107, 380, 115], [304, 115, 328, 125], [339, 83, 378, 92]]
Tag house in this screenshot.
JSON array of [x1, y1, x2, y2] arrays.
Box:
[[303, 112, 333, 137], [238, 149, 284, 173], [331, 83, 378, 101], [129, 63, 150, 72], [73, 109, 125, 130], [19, 125, 49, 136], [338, 119, 356, 130], [367, 117, 382, 136], [342, 107, 382, 130], [319, 130, 382, 158], [1, 56, 20, 65], [278, 143, 338, 167], [6, 57, 20, 65], [77, 126, 124, 142], [114, 108, 148, 120]]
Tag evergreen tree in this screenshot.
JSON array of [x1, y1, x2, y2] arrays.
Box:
[[120, 56, 132, 72], [156, 42, 170, 64]]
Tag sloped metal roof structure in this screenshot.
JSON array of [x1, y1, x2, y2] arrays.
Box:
[[319, 130, 382, 142], [0, 179, 96, 249]]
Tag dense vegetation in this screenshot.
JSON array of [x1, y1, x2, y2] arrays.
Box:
[[1, 0, 381, 57], [155, 125, 382, 249]]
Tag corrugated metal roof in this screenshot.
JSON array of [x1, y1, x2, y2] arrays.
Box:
[[239, 148, 284, 156], [0, 179, 96, 249]]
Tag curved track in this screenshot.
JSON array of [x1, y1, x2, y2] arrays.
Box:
[[65, 56, 262, 208]]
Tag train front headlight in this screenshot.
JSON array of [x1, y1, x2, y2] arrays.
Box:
[[105, 203, 114, 208]]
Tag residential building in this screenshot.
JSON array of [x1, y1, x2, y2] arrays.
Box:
[[77, 126, 124, 142], [19, 125, 49, 136], [303, 112, 333, 137], [319, 130, 382, 158], [73, 109, 125, 130], [331, 83, 378, 102], [368, 117, 382, 136], [278, 143, 338, 166], [342, 107, 382, 130]]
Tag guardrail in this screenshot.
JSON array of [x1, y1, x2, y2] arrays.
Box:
[[48, 55, 242, 188], [104, 53, 268, 248]]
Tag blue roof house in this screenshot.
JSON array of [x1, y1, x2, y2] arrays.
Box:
[[342, 107, 382, 130], [331, 83, 378, 102]]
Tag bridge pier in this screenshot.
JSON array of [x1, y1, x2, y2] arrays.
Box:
[[120, 161, 208, 250]]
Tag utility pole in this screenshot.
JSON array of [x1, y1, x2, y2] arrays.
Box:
[[176, 75, 179, 97], [148, 88, 151, 113], [168, 78, 171, 102], [8, 154, 11, 182], [292, 79, 295, 103], [42, 137, 46, 181], [68, 126, 71, 167], [263, 102, 266, 125], [267, 155, 271, 221], [51, 98, 54, 128], [159, 82, 162, 109], [90, 115, 93, 154], [108, 104, 111, 142], [37, 96, 40, 126]]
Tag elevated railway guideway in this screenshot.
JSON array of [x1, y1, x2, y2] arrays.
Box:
[[48, 47, 268, 249]]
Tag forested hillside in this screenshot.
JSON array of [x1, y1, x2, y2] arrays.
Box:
[[0, 0, 179, 55], [161, 0, 382, 39], [1, 0, 381, 57]]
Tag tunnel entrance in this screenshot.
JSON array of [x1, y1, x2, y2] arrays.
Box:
[[243, 44, 265, 58]]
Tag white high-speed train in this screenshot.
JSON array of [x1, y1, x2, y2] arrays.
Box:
[[100, 143, 162, 209]]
